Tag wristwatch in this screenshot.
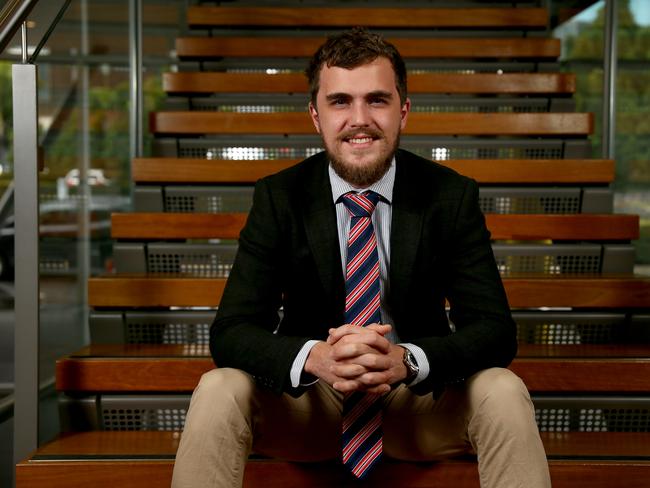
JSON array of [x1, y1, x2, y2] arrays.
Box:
[[402, 348, 419, 384]]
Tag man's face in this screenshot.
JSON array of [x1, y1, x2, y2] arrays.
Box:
[[309, 57, 410, 188]]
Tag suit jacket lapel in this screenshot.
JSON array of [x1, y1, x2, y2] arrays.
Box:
[[300, 156, 346, 316], [390, 151, 425, 306]]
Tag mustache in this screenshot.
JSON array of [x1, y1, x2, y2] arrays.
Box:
[[337, 128, 384, 141]]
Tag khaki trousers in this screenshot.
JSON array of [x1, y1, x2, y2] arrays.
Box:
[[171, 367, 551, 488]]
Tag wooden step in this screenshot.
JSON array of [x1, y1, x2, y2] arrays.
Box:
[[17, 431, 650, 488], [162, 72, 576, 95], [150, 112, 593, 136], [175, 37, 561, 59], [132, 158, 614, 185], [110, 213, 639, 241], [87, 275, 650, 309], [56, 344, 650, 393], [186, 6, 548, 29]]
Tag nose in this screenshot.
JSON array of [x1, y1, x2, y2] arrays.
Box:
[[350, 101, 370, 127]]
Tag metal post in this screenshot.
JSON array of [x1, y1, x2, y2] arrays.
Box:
[[12, 28, 40, 463], [129, 0, 143, 160], [78, 0, 91, 342], [602, 0, 618, 159]]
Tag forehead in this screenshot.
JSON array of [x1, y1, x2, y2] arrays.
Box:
[[317, 57, 398, 97]]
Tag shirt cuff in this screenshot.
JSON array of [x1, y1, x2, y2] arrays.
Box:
[[290, 339, 321, 388], [398, 343, 429, 387]]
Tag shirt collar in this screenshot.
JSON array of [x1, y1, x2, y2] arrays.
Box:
[[329, 157, 395, 205]]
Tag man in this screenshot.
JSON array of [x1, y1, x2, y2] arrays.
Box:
[[172, 28, 551, 487]]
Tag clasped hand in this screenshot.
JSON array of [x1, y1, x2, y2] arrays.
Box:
[[304, 323, 407, 394]]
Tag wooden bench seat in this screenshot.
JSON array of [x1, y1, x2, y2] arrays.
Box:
[[150, 112, 593, 136], [55, 343, 650, 393], [162, 72, 576, 95], [132, 158, 614, 185], [87, 275, 650, 309], [17, 431, 650, 488], [110, 212, 639, 241], [186, 6, 548, 29], [175, 37, 561, 60]]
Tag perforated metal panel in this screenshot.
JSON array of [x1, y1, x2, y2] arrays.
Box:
[[160, 186, 600, 216], [146, 242, 238, 276], [100, 396, 191, 431], [184, 95, 551, 114], [61, 395, 650, 433], [493, 244, 603, 276], [534, 397, 650, 433], [513, 313, 627, 345], [172, 137, 572, 161], [479, 187, 582, 214], [113, 242, 633, 278], [123, 311, 215, 345], [164, 186, 254, 213]]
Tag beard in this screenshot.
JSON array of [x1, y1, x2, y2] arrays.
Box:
[[325, 129, 399, 188]]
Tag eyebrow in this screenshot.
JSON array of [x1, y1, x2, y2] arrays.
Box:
[[324, 90, 394, 102]]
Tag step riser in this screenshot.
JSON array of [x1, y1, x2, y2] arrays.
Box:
[[16, 461, 650, 488], [59, 393, 650, 433]]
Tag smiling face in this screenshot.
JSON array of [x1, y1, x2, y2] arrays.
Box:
[[309, 57, 410, 188]]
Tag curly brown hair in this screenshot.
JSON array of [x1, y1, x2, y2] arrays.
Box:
[[305, 27, 408, 106]]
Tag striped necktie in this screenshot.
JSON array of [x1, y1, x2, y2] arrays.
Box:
[[340, 190, 383, 479]]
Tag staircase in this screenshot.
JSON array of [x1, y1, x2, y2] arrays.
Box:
[[16, 2, 650, 487]]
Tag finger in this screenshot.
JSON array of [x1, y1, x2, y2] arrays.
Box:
[[329, 323, 392, 342], [356, 371, 392, 387], [332, 379, 362, 393], [350, 353, 392, 371], [336, 331, 391, 354], [330, 342, 386, 361], [330, 363, 368, 378], [328, 324, 372, 344], [366, 323, 392, 336]]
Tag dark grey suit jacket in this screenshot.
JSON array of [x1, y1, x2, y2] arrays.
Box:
[[211, 149, 517, 397]]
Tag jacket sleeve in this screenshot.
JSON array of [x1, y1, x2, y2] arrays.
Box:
[[210, 177, 313, 396], [409, 178, 518, 395]]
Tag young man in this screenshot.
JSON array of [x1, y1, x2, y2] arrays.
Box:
[[172, 28, 551, 488]]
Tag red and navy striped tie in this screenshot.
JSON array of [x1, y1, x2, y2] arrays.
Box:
[[341, 191, 383, 479]]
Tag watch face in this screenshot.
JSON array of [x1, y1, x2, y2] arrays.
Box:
[[404, 350, 419, 377]]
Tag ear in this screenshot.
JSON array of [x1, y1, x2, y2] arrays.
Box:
[[400, 97, 411, 131], [309, 101, 321, 133]]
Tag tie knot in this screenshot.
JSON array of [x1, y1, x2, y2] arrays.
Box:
[[342, 191, 380, 218]]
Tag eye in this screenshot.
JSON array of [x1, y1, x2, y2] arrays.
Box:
[[369, 97, 388, 106], [331, 97, 348, 106]]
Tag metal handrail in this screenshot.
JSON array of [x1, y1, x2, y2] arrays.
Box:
[[0, 0, 39, 54], [28, 0, 72, 64]]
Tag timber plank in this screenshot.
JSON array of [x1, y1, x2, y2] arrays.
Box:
[[111, 213, 246, 240], [149, 111, 593, 136], [17, 431, 650, 488], [88, 275, 226, 308], [87, 275, 650, 309], [15, 459, 650, 488], [20, 431, 650, 459], [175, 37, 561, 59], [110, 213, 639, 241], [186, 7, 548, 28], [55, 345, 650, 393], [162, 72, 576, 95], [132, 158, 614, 184]]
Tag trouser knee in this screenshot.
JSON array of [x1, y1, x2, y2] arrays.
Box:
[[466, 368, 535, 426], [184, 368, 256, 431]]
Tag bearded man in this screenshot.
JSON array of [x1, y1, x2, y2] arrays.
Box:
[[172, 28, 551, 488]]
